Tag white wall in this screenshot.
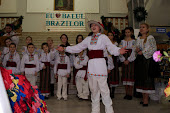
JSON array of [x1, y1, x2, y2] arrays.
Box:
[[108, 0, 128, 14], [0, 0, 128, 32], [0, 0, 17, 13], [27, 0, 99, 13], [146, 0, 170, 26]]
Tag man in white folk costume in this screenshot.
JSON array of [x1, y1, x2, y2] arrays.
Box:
[[57, 20, 128, 113]]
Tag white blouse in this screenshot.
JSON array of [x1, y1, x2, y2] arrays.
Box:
[[74, 55, 88, 78], [72, 50, 87, 62], [113, 42, 118, 46], [135, 35, 157, 59], [2, 52, 20, 74], [21, 46, 27, 55], [39, 51, 55, 70], [20, 52, 40, 75], [119, 40, 136, 62], [66, 33, 120, 77], [54, 54, 71, 77], [50, 48, 59, 65], [107, 55, 114, 70], [1, 47, 9, 60]]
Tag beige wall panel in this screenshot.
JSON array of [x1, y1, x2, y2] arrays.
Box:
[[0, 0, 17, 13], [108, 0, 128, 14]]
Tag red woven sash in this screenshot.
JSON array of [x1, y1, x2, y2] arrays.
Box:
[[88, 50, 104, 59], [6, 61, 17, 67], [57, 64, 67, 69], [25, 64, 36, 68]]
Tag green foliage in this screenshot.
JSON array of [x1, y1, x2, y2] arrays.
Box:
[[133, 7, 148, 22]]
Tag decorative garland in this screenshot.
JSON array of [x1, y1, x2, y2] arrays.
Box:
[[133, 7, 148, 22]]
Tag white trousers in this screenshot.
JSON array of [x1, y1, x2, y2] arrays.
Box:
[[57, 76, 67, 99], [76, 77, 89, 99], [88, 76, 114, 113], [25, 74, 37, 86]]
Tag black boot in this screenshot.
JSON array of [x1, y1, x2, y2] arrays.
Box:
[[110, 87, 115, 98], [50, 84, 54, 96]]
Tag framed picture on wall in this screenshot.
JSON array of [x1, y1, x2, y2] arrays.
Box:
[[54, 0, 74, 11]]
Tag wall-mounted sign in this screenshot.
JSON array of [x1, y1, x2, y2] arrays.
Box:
[[46, 12, 86, 31], [156, 28, 166, 33]]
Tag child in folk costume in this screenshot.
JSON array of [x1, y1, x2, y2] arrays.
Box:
[[21, 36, 32, 55], [39, 43, 54, 98], [119, 27, 136, 100], [1, 38, 12, 61], [59, 34, 72, 94], [107, 31, 120, 98], [73, 35, 86, 85], [74, 50, 89, 100], [57, 20, 127, 113], [2, 43, 20, 74], [54, 44, 71, 101], [20, 43, 40, 86], [59, 34, 71, 56], [47, 37, 58, 96], [135, 23, 157, 107], [107, 54, 114, 76], [107, 53, 116, 98], [108, 32, 118, 46], [75, 35, 87, 56], [3, 24, 19, 45], [21, 36, 42, 57]]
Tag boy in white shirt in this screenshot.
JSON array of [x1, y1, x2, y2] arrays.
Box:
[[74, 50, 89, 100], [20, 43, 40, 86], [3, 43, 20, 75], [54, 44, 71, 101]]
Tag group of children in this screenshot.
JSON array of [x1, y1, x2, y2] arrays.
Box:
[[0, 34, 90, 101], [1, 20, 157, 113]]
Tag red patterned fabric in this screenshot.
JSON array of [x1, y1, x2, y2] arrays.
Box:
[[0, 67, 13, 90], [0, 67, 49, 113]]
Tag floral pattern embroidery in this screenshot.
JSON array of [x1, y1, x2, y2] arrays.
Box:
[[8, 54, 14, 61], [88, 72, 107, 77], [29, 54, 34, 61], [79, 56, 84, 62], [90, 33, 101, 45], [60, 55, 65, 63]]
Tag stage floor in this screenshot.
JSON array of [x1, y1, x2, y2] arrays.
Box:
[[46, 93, 170, 113]]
